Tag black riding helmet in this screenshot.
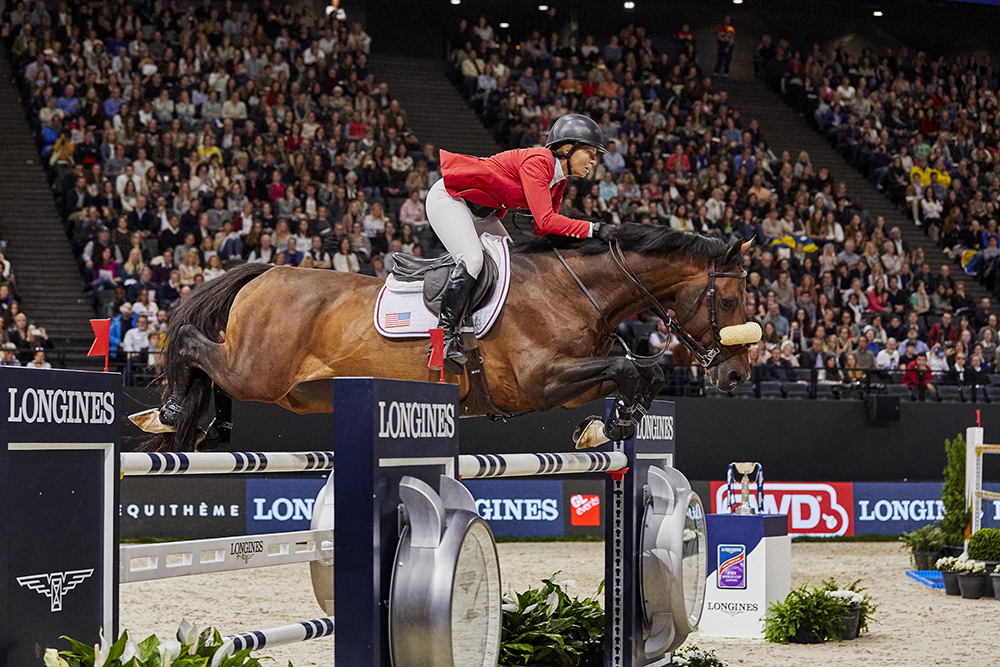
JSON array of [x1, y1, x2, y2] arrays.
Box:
[[545, 114, 607, 167]]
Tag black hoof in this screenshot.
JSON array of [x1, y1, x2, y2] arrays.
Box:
[[197, 419, 232, 451]]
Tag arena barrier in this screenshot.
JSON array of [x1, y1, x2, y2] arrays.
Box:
[[0, 370, 706, 667]]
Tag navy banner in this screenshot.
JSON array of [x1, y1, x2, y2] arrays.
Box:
[[0, 368, 120, 667]]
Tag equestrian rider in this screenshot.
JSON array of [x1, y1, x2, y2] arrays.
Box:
[[427, 113, 614, 374]]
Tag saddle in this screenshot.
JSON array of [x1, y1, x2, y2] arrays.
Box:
[[391, 251, 499, 317]]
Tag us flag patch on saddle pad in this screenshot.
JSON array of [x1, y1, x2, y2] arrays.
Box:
[[384, 312, 410, 328]]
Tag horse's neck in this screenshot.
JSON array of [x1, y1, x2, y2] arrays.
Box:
[[516, 250, 703, 331]]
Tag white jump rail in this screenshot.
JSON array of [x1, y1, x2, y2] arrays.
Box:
[[120, 451, 335, 476], [121, 451, 627, 479], [225, 616, 335, 653], [120, 529, 333, 583]]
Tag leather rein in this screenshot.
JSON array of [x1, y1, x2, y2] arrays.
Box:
[[554, 238, 748, 370]]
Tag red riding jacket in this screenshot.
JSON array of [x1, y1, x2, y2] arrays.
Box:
[[440, 147, 592, 239]]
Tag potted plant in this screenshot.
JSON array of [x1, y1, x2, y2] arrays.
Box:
[[821, 579, 877, 640], [955, 560, 989, 599], [968, 527, 1000, 574], [763, 581, 875, 644], [500, 575, 605, 667], [940, 433, 970, 556], [899, 525, 945, 570], [935, 556, 963, 596]]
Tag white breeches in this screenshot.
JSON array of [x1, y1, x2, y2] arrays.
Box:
[[426, 178, 508, 278]]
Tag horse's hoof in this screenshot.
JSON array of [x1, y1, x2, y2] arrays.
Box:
[[128, 408, 177, 434], [573, 415, 610, 449], [197, 421, 231, 451]]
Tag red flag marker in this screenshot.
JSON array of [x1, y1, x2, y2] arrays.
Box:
[[428, 327, 445, 383], [88, 318, 112, 372]]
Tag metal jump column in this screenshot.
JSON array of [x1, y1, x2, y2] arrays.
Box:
[[332, 377, 463, 667], [606, 399, 678, 667]]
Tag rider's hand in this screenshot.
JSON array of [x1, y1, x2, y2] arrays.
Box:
[[592, 221, 616, 242]]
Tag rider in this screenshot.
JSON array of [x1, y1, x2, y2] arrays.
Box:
[[427, 113, 615, 374]]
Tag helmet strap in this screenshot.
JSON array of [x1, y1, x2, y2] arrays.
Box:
[[551, 143, 580, 175]]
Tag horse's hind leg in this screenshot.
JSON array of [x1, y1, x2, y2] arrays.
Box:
[[198, 384, 234, 451]]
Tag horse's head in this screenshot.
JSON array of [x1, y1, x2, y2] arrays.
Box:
[[671, 238, 760, 392]]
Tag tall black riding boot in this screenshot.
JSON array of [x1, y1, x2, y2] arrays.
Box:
[[438, 261, 477, 375]]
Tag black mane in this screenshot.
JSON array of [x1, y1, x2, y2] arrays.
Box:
[[511, 223, 731, 259]]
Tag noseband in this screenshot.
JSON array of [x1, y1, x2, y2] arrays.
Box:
[[608, 240, 748, 369]]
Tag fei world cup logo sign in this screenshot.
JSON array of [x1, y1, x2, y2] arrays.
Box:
[[16, 569, 95, 612]]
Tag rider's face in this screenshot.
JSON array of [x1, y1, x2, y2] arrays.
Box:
[[569, 146, 598, 178]]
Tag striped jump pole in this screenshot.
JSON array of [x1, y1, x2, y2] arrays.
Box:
[[121, 451, 628, 479], [120, 451, 335, 476], [225, 616, 335, 653], [458, 451, 628, 478]]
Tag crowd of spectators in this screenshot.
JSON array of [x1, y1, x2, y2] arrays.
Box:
[[451, 16, 999, 400], [6, 0, 449, 380], [0, 245, 53, 367]]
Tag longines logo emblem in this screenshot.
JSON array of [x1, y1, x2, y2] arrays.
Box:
[[16, 569, 95, 612]]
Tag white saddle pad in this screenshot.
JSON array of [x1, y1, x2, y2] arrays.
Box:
[[374, 233, 511, 339]]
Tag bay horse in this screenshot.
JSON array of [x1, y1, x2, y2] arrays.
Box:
[[133, 225, 760, 452]]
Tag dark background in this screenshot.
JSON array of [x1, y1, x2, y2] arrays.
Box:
[[123, 387, 991, 482], [341, 0, 1000, 61]]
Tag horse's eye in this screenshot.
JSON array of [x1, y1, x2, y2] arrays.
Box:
[[721, 298, 736, 310]]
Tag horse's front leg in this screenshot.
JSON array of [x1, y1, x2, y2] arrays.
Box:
[[535, 355, 643, 413], [528, 355, 647, 447]]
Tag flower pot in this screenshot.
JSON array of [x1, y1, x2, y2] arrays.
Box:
[[913, 550, 942, 571], [979, 560, 1000, 576], [791, 626, 824, 644], [942, 570, 962, 596], [992, 573, 1000, 600], [838, 604, 862, 640], [942, 545, 965, 558], [958, 573, 989, 599]]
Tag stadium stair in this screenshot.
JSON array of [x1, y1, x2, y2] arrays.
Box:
[[0, 52, 100, 368], [371, 55, 501, 158], [718, 79, 992, 307]]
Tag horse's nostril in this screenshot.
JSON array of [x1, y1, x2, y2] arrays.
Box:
[[728, 370, 742, 386]]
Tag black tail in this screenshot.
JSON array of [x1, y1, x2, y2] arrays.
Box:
[[142, 263, 274, 452]]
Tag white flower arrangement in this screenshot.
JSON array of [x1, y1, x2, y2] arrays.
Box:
[[673, 643, 727, 667], [935, 555, 959, 571], [953, 559, 986, 575], [827, 589, 864, 606]]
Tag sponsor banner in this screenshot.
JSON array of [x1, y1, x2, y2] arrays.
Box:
[[711, 481, 854, 536], [463, 479, 563, 538], [854, 482, 1000, 535], [245, 477, 327, 534], [120, 477, 246, 539], [562, 478, 606, 537]]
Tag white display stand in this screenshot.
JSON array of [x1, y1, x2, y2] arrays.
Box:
[[699, 514, 790, 639]]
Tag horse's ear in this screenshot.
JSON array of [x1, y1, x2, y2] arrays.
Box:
[[741, 238, 754, 254], [723, 239, 742, 264]]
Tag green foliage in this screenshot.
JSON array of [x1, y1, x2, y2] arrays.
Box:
[[941, 433, 970, 547], [968, 528, 1000, 561], [898, 525, 945, 552], [672, 644, 727, 666], [46, 621, 289, 667], [820, 578, 878, 635], [763, 581, 871, 644], [499, 575, 605, 667]]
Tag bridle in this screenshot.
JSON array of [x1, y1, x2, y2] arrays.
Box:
[[554, 239, 750, 369]]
